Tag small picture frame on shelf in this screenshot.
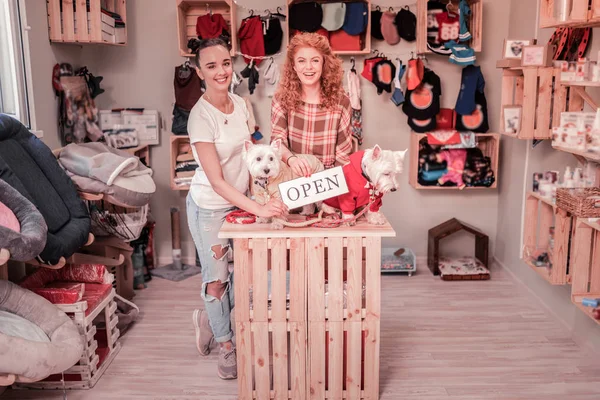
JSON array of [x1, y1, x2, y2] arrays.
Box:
[[503, 105, 522, 135], [521, 44, 553, 67], [503, 39, 532, 59]]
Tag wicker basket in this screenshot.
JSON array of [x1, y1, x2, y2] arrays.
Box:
[[556, 187, 600, 218]]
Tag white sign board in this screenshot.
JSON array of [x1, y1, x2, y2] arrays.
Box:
[[278, 166, 349, 209]]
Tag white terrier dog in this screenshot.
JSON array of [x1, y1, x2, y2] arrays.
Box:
[[321, 145, 407, 225], [242, 139, 324, 228]]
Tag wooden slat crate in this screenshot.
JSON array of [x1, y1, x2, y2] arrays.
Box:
[[498, 66, 584, 140], [539, 0, 600, 28], [416, 0, 482, 53], [408, 133, 500, 190], [220, 218, 396, 400], [570, 219, 600, 325], [15, 288, 122, 390], [522, 191, 573, 285], [176, 0, 237, 57], [170, 135, 192, 191], [47, 0, 127, 45]]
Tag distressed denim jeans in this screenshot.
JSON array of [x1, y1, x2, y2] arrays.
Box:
[[186, 193, 235, 343]]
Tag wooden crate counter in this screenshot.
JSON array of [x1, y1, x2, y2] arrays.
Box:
[[219, 216, 396, 400]]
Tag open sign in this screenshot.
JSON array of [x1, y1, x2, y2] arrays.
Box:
[[277, 166, 349, 209]]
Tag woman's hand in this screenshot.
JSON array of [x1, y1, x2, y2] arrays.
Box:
[[256, 198, 288, 218], [288, 156, 312, 178]]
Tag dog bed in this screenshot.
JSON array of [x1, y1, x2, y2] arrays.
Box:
[[0, 115, 90, 265], [0, 280, 83, 383], [438, 256, 490, 281], [0, 178, 47, 261]]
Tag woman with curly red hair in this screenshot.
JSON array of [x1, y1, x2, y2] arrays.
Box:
[[271, 32, 354, 176]]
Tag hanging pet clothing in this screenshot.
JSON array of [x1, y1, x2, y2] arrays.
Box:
[[263, 59, 280, 98], [239, 15, 265, 65], [372, 59, 396, 95], [403, 68, 442, 120], [444, 40, 476, 66], [289, 2, 323, 32], [361, 55, 384, 82], [347, 64, 363, 145], [321, 2, 346, 31], [342, 2, 369, 35], [395, 6, 417, 42], [455, 90, 488, 133], [241, 60, 260, 95], [406, 57, 424, 90], [458, 0, 472, 42], [455, 65, 484, 116], [229, 71, 243, 94], [371, 7, 384, 40], [174, 63, 202, 111], [391, 59, 406, 106], [427, 1, 452, 55], [380, 11, 400, 45], [263, 17, 283, 55], [408, 116, 436, 133], [196, 13, 229, 39]]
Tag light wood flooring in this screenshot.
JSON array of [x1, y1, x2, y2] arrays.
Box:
[[3, 262, 600, 400]]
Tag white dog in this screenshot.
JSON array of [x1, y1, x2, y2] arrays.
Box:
[[321, 145, 407, 225], [242, 139, 324, 228]]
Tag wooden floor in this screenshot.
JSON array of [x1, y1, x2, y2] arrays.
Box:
[[3, 262, 600, 400]]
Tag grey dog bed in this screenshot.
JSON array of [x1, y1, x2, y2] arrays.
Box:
[[0, 178, 47, 261], [0, 280, 83, 382]]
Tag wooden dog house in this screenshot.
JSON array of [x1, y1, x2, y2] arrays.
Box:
[[427, 218, 489, 279]]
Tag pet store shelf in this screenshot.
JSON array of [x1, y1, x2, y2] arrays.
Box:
[[408, 132, 499, 190], [285, 0, 372, 56], [170, 135, 192, 191], [522, 191, 573, 285], [552, 145, 600, 163], [498, 66, 584, 140], [569, 219, 600, 325], [176, 0, 237, 57], [416, 0, 482, 54], [47, 0, 127, 45], [539, 0, 600, 29]]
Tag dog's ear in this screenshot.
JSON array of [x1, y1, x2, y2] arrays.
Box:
[[242, 140, 253, 160], [271, 139, 282, 155], [371, 145, 382, 160], [394, 149, 408, 172]]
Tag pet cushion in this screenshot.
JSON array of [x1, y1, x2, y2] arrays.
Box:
[[0, 280, 83, 382], [438, 256, 490, 280], [0, 179, 47, 262], [0, 115, 89, 265]]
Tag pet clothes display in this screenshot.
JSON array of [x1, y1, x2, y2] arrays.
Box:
[[174, 64, 202, 112], [444, 40, 476, 66], [403, 68, 442, 120], [380, 11, 400, 45], [371, 8, 384, 40], [408, 116, 436, 133], [436, 11, 460, 43], [427, 131, 462, 145], [0, 114, 90, 265], [289, 2, 323, 32], [463, 147, 496, 187], [436, 108, 456, 130], [241, 60, 260, 94], [321, 2, 346, 31], [238, 16, 265, 65], [437, 149, 467, 187], [196, 13, 229, 40], [427, 1, 452, 55], [458, 0, 472, 42], [391, 60, 406, 106], [342, 2, 369, 35], [455, 65, 484, 116], [263, 59, 280, 98], [330, 29, 362, 51], [263, 17, 283, 55], [455, 90, 489, 133], [407, 58, 424, 90], [395, 6, 416, 42], [347, 67, 363, 145], [372, 59, 396, 95], [361, 55, 384, 82]]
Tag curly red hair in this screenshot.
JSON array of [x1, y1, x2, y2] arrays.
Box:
[[275, 32, 345, 112]]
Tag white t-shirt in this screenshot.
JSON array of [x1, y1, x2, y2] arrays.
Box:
[[187, 93, 251, 210]]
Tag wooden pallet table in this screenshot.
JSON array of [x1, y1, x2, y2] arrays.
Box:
[[569, 219, 600, 325], [498, 66, 584, 140], [522, 191, 573, 285], [219, 216, 395, 400]]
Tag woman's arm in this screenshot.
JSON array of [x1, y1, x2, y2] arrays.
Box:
[[334, 97, 354, 167], [193, 142, 287, 217]]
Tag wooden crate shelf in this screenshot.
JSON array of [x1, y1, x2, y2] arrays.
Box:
[[219, 217, 395, 400], [416, 0, 482, 54], [569, 219, 600, 325], [285, 0, 371, 56], [176, 0, 237, 57], [170, 135, 191, 191], [47, 0, 127, 45], [522, 191, 573, 285], [539, 0, 600, 28], [409, 132, 499, 190], [498, 66, 584, 140]]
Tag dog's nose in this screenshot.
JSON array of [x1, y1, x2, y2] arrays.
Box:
[[264, 168, 270, 174], [391, 188, 397, 192]]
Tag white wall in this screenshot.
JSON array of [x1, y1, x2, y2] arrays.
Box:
[[25, 0, 509, 264], [495, 0, 600, 352]]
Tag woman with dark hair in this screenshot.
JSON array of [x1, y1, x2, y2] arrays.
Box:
[[186, 38, 287, 380], [271, 32, 354, 176]]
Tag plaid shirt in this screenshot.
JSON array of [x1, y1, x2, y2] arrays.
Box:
[[271, 95, 353, 169]]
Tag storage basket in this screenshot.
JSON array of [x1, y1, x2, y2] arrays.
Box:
[[87, 201, 148, 242], [556, 187, 600, 218]]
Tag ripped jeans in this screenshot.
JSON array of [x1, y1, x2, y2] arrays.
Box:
[[186, 193, 236, 343]]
